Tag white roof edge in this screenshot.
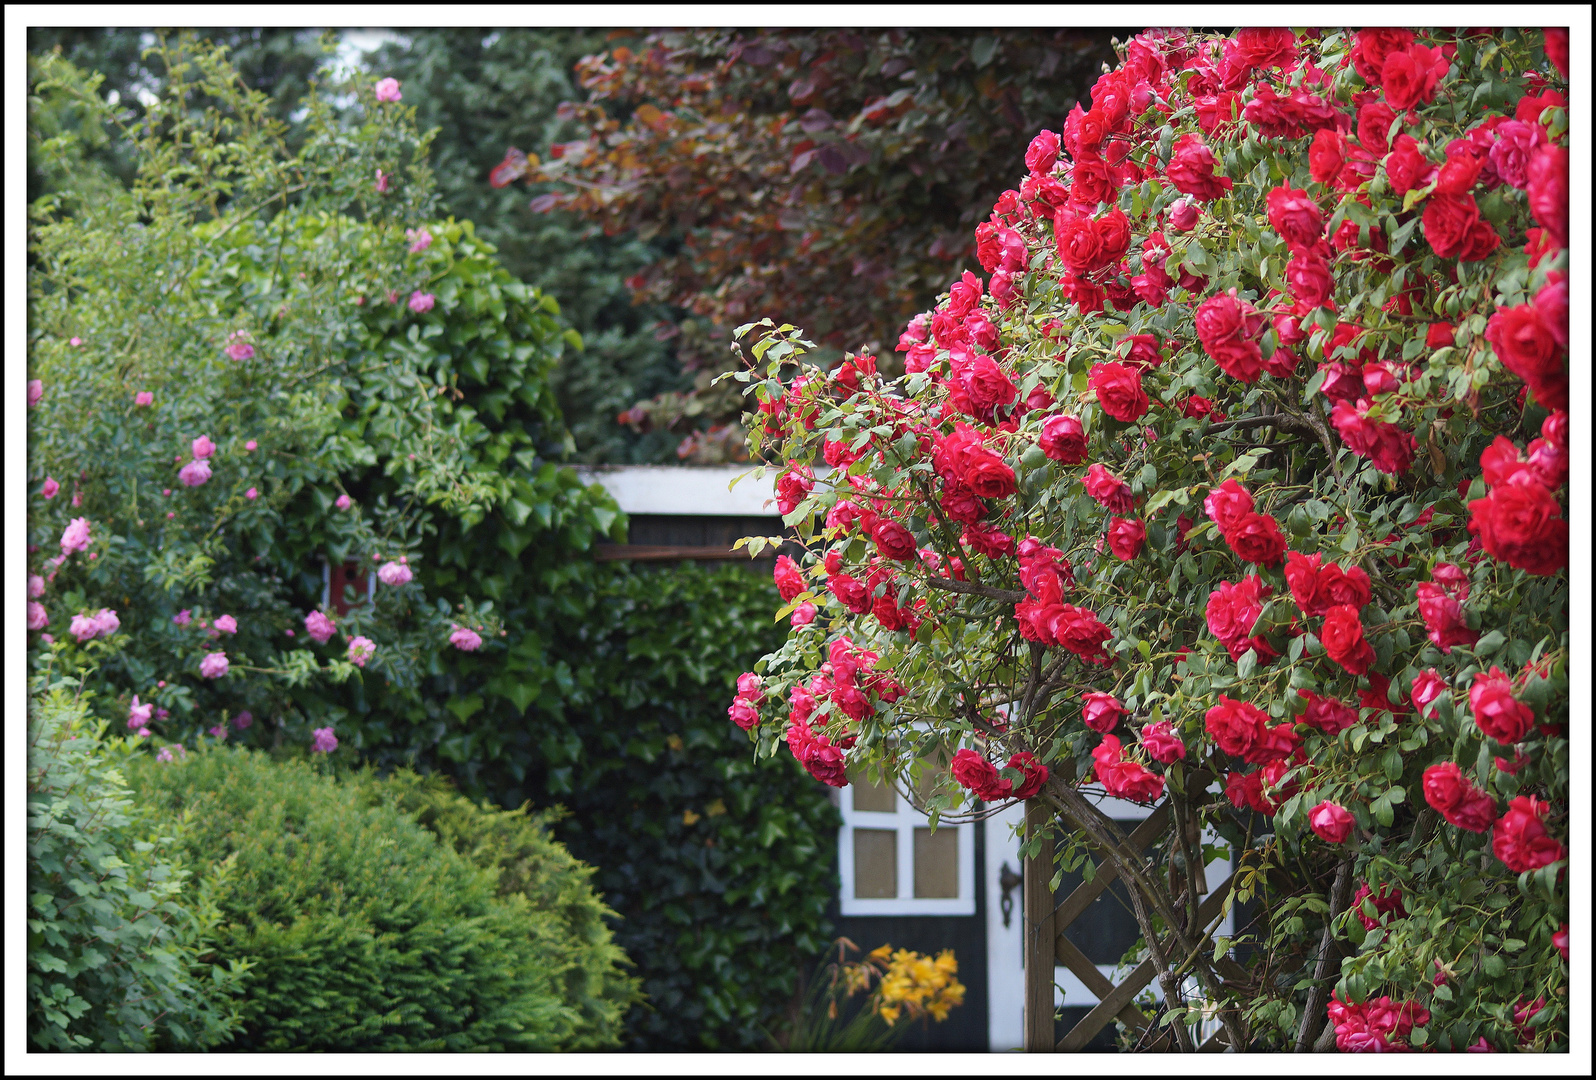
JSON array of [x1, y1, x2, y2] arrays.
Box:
[[569, 464, 780, 517]]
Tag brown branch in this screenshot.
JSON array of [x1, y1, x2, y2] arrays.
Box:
[[922, 576, 1027, 604], [1295, 854, 1356, 1052]]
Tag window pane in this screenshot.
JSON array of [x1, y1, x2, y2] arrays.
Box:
[[913, 826, 959, 898], [847, 765, 896, 813], [853, 828, 898, 898]]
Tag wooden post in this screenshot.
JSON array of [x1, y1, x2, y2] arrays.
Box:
[[1023, 798, 1056, 1052]]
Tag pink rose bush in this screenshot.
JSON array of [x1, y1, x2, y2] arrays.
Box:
[[728, 27, 1567, 1053]]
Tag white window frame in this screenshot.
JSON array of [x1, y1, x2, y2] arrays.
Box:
[[837, 766, 976, 917]]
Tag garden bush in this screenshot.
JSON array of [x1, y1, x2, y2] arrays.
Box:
[[729, 26, 1569, 1052], [26, 42, 618, 772], [125, 745, 635, 1051], [27, 677, 248, 1051]]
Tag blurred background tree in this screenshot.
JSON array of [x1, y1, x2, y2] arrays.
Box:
[[507, 28, 1125, 459]]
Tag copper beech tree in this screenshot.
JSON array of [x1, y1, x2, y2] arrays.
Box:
[[492, 28, 1119, 459], [726, 27, 1570, 1052]]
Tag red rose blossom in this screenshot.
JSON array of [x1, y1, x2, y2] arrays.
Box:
[[1205, 694, 1269, 758], [1039, 414, 1088, 463], [1140, 720, 1186, 764], [1469, 666, 1535, 744], [1492, 795, 1566, 873], [1308, 801, 1355, 844], [1320, 604, 1375, 675], [1224, 512, 1288, 566], [1380, 42, 1450, 110], [1106, 517, 1147, 560], [1081, 690, 1128, 732], [1089, 361, 1150, 422], [1467, 477, 1568, 576]]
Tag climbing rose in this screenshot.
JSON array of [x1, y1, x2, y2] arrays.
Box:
[[155, 744, 184, 763], [28, 602, 48, 630], [773, 554, 806, 602], [377, 560, 413, 586], [408, 290, 435, 313], [952, 748, 1009, 801], [1039, 414, 1088, 463], [1410, 669, 1448, 718], [172, 609, 192, 626], [128, 695, 153, 729], [1321, 605, 1375, 675], [1416, 581, 1479, 652], [1266, 186, 1325, 249], [1140, 721, 1186, 764], [872, 519, 918, 562], [1082, 464, 1135, 514], [449, 624, 483, 652], [1205, 575, 1275, 660], [29, 379, 43, 407], [233, 711, 254, 730], [191, 434, 216, 459], [1469, 666, 1535, 744], [1298, 690, 1359, 735], [1205, 695, 1269, 758], [304, 610, 337, 644], [311, 726, 340, 753], [29, 574, 45, 599], [790, 602, 819, 626], [224, 335, 255, 361], [41, 477, 60, 500], [178, 458, 211, 487], [212, 614, 237, 635], [1492, 796, 1566, 873], [1351, 883, 1407, 930], [1165, 132, 1232, 201], [1421, 761, 1499, 832], [1223, 512, 1287, 566], [1088, 361, 1149, 423], [374, 77, 402, 102], [60, 517, 91, 555], [407, 227, 432, 253], [1308, 801, 1355, 844], [246, 488, 258, 500], [1467, 479, 1568, 576], [1106, 517, 1146, 561], [134, 391, 154, 406], [1080, 691, 1127, 733], [346, 636, 376, 667], [199, 651, 229, 678], [1379, 42, 1450, 111]]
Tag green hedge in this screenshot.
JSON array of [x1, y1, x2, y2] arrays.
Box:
[[536, 562, 841, 1050], [126, 747, 636, 1051]]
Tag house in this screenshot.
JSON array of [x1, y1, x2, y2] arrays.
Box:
[[574, 465, 1235, 1052]]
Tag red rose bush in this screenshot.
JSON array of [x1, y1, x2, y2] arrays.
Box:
[[729, 27, 1568, 1053]]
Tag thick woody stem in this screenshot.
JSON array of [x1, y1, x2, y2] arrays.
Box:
[[1295, 854, 1356, 1052]]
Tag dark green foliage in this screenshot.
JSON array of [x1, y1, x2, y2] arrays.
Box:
[[126, 746, 634, 1051], [363, 28, 691, 463], [533, 562, 841, 1050], [27, 681, 247, 1051]]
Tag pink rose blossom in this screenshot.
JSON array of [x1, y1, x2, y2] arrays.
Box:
[[28, 602, 49, 630], [376, 169, 390, 193], [408, 290, 435, 313], [213, 614, 238, 635], [166, 512, 176, 519], [224, 338, 255, 361], [178, 458, 212, 486], [60, 517, 91, 555], [70, 337, 83, 346], [285, 628, 295, 637], [29, 380, 43, 407], [335, 493, 352, 510], [29, 574, 45, 599], [128, 695, 153, 728], [70, 609, 119, 643], [407, 227, 432, 253], [305, 610, 337, 644], [449, 624, 483, 651], [72, 490, 83, 507], [173, 609, 192, 626], [1308, 801, 1356, 844], [790, 601, 819, 626], [155, 744, 185, 763], [209, 724, 229, 739], [191, 435, 216, 459], [374, 77, 402, 102], [42, 477, 60, 500], [246, 487, 258, 499], [245, 439, 258, 451], [311, 726, 339, 753], [233, 710, 254, 730], [135, 391, 154, 406], [199, 651, 230, 678], [41, 633, 54, 644], [377, 560, 413, 586]]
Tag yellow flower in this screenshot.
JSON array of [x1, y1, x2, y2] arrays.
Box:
[[879, 1004, 900, 1026]]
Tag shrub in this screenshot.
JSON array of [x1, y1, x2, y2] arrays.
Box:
[[125, 745, 633, 1051], [353, 768, 641, 1049], [27, 678, 247, 1051], [731, 27, 1568, 1053]]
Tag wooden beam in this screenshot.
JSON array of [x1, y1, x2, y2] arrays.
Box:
[[1050, 803, 1172, 930], [1053, 934, 1152, 1036], [592, 543, 775, 561], [1056, 873, 1234, 1052], [1023, 799, 1057, 1052]]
